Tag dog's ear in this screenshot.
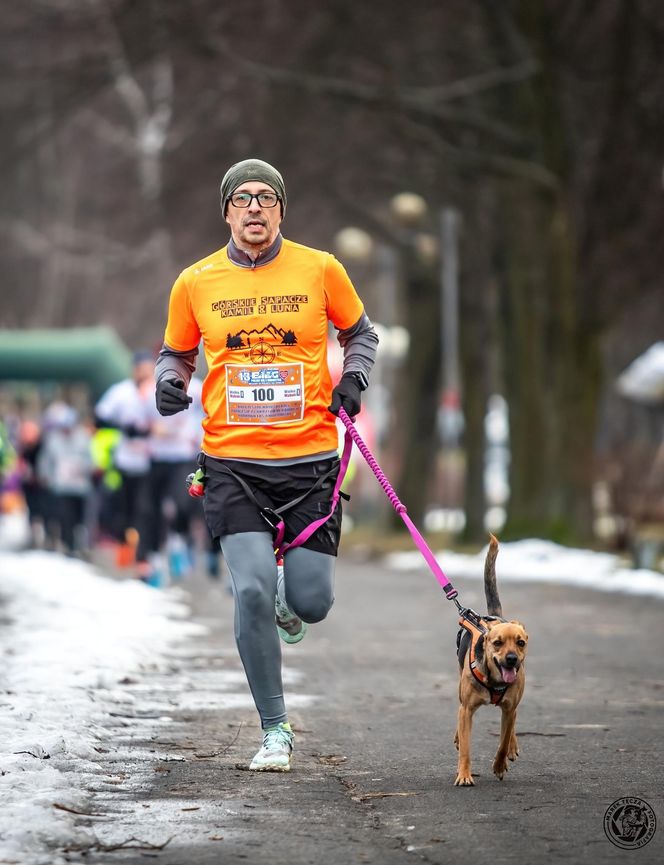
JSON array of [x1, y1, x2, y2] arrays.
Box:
[[509, 621, 528, 640], [485, 619, 509, 635]]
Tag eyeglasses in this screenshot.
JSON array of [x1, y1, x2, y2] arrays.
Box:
[[229, 192, 280, 208]]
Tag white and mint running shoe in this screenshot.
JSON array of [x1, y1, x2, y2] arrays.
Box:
[[275, 564, 307, 644], [249, 722, 294, 772]]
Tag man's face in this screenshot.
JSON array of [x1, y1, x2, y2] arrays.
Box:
[[225, 181, 282, 252]]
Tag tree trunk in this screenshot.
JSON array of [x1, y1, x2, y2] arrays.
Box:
[[497, 182, 600, 543], [492, 0, 601, 543]]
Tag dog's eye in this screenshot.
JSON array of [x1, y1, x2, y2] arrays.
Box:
[[517, 639, 526, 647], [492, 640, 503, 648]]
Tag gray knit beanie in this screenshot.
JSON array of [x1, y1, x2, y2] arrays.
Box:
[[220, 158, 286, 217]]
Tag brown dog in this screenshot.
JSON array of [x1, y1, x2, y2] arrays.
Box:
[[454, 534, 528, 786]]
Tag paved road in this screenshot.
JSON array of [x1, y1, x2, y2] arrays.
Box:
[[83, 550, 663, 865]]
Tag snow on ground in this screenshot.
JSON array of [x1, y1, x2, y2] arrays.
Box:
[[387, 538, 664, 601], [0, 549, 320, 865], [0, 551, 205, 865]]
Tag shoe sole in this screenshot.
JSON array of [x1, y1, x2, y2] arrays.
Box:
[[277, 621, 308, 644], [249, 762, 291, 772]]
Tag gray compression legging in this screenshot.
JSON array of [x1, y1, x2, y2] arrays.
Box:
[[219, 531, 336, 729]]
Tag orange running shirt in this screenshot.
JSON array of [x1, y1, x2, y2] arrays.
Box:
[[163, 238, 364, 459]]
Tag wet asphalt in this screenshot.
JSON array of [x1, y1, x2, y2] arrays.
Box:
[[80, 546, 663, 865]]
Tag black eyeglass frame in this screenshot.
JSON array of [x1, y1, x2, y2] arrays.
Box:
[[229, 192, 281, 208]]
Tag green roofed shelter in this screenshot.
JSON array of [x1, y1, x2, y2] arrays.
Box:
[[0, 326, 133, 400]]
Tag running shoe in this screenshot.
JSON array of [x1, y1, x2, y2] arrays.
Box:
[[249, 722, 294, 772], [275, 565, 307, 644]]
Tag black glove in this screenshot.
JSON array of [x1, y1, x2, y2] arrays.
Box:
[[328, 373, 364, 418], [156, 378, 193, 416]]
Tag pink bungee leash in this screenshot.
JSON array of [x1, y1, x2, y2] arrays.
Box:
[[338, 407, 461, 607]]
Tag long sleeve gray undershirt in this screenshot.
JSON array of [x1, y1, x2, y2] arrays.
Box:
[[336, 311, 378, 381], [155, 344, 198, 389]]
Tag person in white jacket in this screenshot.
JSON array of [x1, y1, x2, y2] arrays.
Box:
[[136, 376, 205, 581], [94, 351, 154, 564]]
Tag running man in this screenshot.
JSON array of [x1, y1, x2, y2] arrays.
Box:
[[155, 158, 378, 771]]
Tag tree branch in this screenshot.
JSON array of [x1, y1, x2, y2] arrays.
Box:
[[400, 59, 539, 103], [199, 31, 529, 148]]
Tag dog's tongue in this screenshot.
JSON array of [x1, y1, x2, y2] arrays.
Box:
[[501, 666, 518, 684]]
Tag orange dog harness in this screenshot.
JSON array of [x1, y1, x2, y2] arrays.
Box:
[[457, 609, 509, 705]]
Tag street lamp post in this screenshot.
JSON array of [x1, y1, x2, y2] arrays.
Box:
[[439, 206, 463, 447]]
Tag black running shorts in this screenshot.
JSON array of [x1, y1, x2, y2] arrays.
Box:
[[202, 455, 343, 556]]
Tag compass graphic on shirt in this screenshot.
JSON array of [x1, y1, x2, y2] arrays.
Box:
[[249, 340, 276, 364], [226, 323, 298, 362]]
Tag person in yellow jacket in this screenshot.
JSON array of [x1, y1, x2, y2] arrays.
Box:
[[155, 158, 378, 772], [90, 427, 122, 492], [90, 426, 124, 545]]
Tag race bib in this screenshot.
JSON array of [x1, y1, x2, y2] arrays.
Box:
[[226, 363, 304, 425]]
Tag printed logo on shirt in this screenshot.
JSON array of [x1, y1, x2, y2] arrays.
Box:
[[211, 294, 309, 318], [257, 294, 308, 314], [225, 324, 298, 352], [212, 297, 255, 317]]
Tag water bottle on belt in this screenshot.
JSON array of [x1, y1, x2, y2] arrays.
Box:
[[185, 467, 206, 498]]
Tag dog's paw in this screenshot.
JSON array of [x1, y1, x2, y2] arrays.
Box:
[[507, 737, 519, 762], [454, 773, 475, 786], [492, 758, 508, 780]]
